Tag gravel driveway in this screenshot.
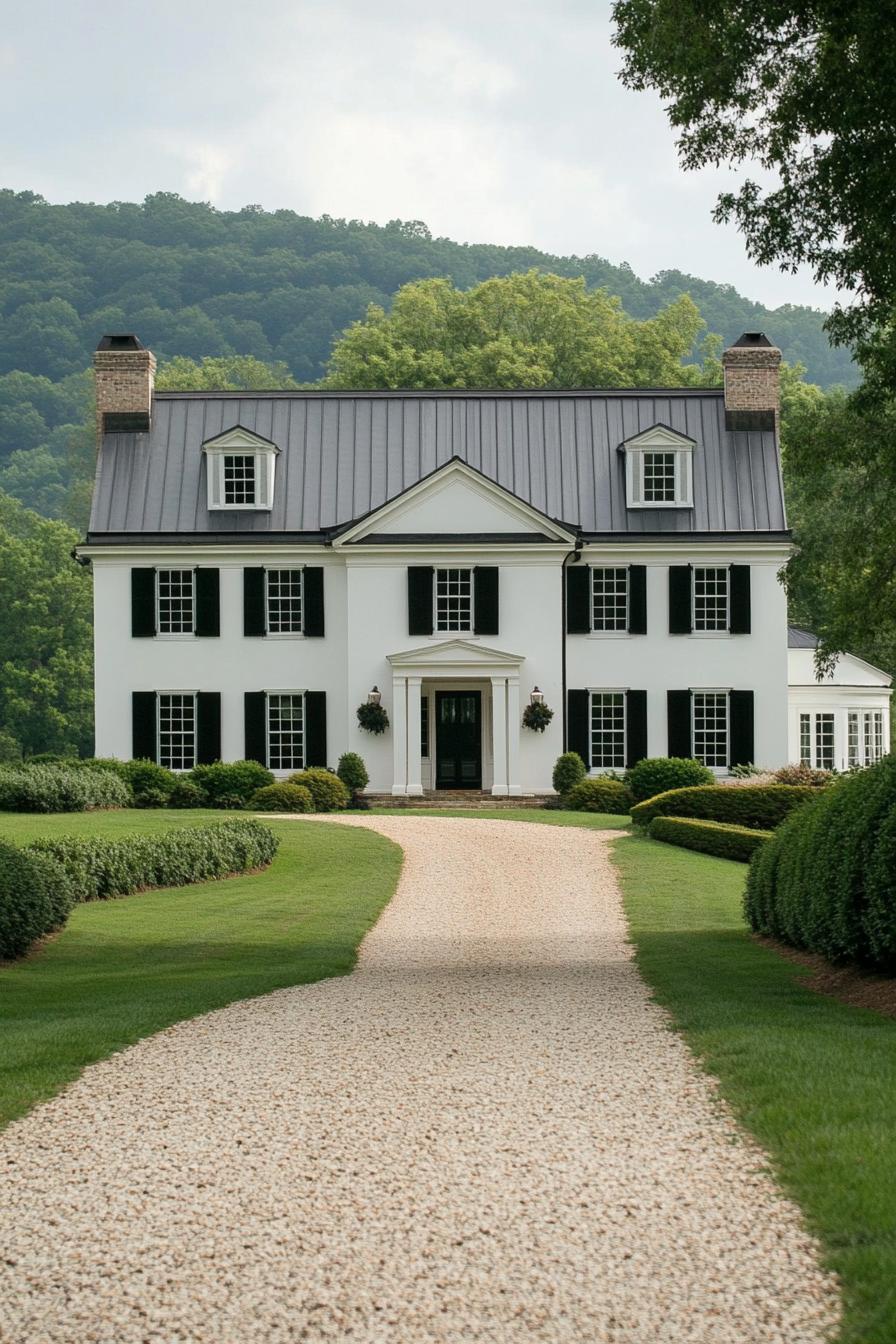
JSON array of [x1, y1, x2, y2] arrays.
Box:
[[0, 817, 838, 1343]]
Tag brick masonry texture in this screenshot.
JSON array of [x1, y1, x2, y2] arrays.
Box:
[[722, 346, 782, 416], [93, 349, 156, 441]]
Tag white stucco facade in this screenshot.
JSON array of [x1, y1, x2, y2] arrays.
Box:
[[787, 640, 892, 772]]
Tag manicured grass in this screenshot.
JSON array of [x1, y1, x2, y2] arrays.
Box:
[[369, 807, 631, 829], [0, 811, 401, 1129], [613, 831, 896, 1344]]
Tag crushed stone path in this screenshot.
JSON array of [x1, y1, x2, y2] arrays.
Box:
[[0, 817, 838, 1343]]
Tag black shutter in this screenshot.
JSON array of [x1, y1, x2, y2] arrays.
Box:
[[244, 692, 267, 767], [132, 691, 157, 761], [729, 690, 755, 768], [194, 568, 220, 637], [243, 568, 266, 637], [566, 564, 591, 633], [628, 566, 647, 635], [303, 567, 325, 637], [566, 689, 590, 766], [473, 567, 499, 635], [196, 692, 221, 765], [668, 565, 693, 634], [304, 691, 327, 767], [626, 690, 648, 768], [131, 568, 156, 638], [408, 567, 434, 636], [729, 565, 751, 634], [667, 690, 692, 758]]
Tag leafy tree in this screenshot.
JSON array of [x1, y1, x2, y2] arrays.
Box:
[[155, 355, 301, 391], [612, 0, 896, 348], [323, 273, 718, 389], [0, 491, 93, 757]]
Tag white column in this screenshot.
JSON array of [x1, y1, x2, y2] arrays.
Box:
[[491, 677, 508, 796], [507, 677, 522, 795], [406, 676, 423, 796], [391, 675, 408, 796]]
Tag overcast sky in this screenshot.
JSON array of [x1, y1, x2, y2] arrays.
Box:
[[1, 0, 832, 312]]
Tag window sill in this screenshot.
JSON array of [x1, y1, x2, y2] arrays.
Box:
[[586, 631, 631, 640], [264, 632, 306, 640], [151, 634, 198, 642]]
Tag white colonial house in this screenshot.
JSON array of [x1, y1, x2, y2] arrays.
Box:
[[77, 331, 889, 796], [787, 627, 891, 771]]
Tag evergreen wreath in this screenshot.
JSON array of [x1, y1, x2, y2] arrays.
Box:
[[522, 700, 554, 733], [356, 702, 390, 735]]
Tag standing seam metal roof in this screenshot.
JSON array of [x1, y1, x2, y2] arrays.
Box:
[[88, 389, 787, 538]]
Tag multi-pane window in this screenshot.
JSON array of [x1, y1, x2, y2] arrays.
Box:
[[590, 692, 626, 769], [223, 454, 257, 505], [801, 713, 813, 765], [436, 568, 473, 632], [642, 452, 677, 503], [267, 693, 304, 771], [864, 710, 884, 764], [421, 696, 430, 757], [157, 693, 196, 771], [815, 713, 835, 770], [693, 567, 728, 632], [157, 569, 194, 634], [848, 712, 860, 767], [266, 570, 303, 634], [592, 568, 628, 632], [693, 691, 728, 768]]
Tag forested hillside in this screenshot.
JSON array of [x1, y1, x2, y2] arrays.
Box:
[[1, 189, 852, 387]]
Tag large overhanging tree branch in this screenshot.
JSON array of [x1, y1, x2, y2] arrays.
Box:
[[612, 1, 896, 348]]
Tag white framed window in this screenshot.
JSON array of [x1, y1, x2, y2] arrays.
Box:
[[592, 568, 628, 632], [436, 568, 473, 632], [157, 569, 194, 635], [815, 713, 835, 769], [864, 710, 884, 765], [624, 426, 694, 509], [590, 691, 626, 769], [848, 712, 860, 768], [266, 569, 303, 634], [802, 712, 814, 765], [203, 427, 278, 511], [693, 567, 729, 632], [693, 691, 728, 768], [267, 693, 305, 771], [157, 692, 196, 771]]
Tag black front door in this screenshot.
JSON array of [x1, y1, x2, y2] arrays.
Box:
[[435, 691, 482, 789]]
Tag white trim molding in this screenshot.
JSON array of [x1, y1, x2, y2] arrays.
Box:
[[202, 426, 279, 512], [622, 424, 695, 510]]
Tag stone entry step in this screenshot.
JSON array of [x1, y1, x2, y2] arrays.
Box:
[[364, 791, 552, 810]]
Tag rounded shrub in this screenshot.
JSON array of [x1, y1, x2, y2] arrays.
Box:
[[743, 757, 896, 970], [168, 778, 208, 809], [552, 752, 586, 796], [0, 841, 75, 960], [626, 757, 714, 803], [773, 762, 834, 788], [122, 759, 176, 804], [250, 783, 314, 813], [337, 752, 369, 796], [565, 777, 633, 814], [189, 760, 274, 806], [631, 784, 815, 830], [286, 768, 349, 812]]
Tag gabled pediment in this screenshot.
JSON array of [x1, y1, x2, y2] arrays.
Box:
[[388, 638, 525, 670], [202, 424, 281, 453], [620, 423, 696, 451], [334, 458, 576, 545]]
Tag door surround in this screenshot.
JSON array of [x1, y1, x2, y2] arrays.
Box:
[[434, 689, 482, 789]]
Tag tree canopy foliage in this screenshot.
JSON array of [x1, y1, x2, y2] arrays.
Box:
[[323, 273, 719, 389], [612, 0, 896, 350], [0, 491, 93, 760]]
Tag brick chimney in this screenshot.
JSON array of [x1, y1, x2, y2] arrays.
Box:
[[722, 332, 781, 432], [93, 334, 156, 446]]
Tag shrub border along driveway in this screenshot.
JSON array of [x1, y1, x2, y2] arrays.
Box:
[[614, 829, 896, 1344]]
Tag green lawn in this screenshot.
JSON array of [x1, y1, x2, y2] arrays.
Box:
[[368, 807, 631, 828], [614, 830, 896, 1344], [0, 811, 401, 1129]]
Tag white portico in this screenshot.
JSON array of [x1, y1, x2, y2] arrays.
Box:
[[387, 640, 526, 796]]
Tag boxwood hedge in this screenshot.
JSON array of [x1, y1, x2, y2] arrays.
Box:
[[0, 764, 131, 813], [649, 816, 772, 863], [744, 757, 896, 969], [564, 777, 633, 814], [27, 819, 278, 903], [631, 784, 815, 831], [0, 842, 75, 960]]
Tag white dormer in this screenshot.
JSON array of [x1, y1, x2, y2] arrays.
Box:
[[202, 426, 279, 511], [622, 424, 695, 509]]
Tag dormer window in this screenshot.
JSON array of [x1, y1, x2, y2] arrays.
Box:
[[202, 426, 279, 511], [623, 425, 695, 509]]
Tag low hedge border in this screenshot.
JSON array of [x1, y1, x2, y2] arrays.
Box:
[[632, 783, 815, 831], [0, 843, 75, 960], [26, 819, 279, 904], [0, 765, 131, 813], [649, 816, 772, 863]]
